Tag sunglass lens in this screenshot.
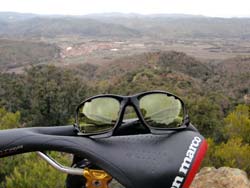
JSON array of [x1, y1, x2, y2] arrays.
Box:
[[77, 97, 120, 134], [139, 93, 183, 128]]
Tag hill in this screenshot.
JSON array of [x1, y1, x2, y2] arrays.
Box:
[[1, 12, 250, 39], [95, 16, 250, 39], [0, 16, 141, 38], [72, 51, 250, 102], [91, 51, 212, 80], [0, 12, 37, 22], [0, 39, 60, 70], [207, 56, 250, 100]]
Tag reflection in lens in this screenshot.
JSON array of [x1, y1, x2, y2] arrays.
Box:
[[139, 93, 183, 128], [78, 97, 120, 133]]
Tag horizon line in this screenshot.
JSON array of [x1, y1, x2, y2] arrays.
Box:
[[1, 11, 250, 19]]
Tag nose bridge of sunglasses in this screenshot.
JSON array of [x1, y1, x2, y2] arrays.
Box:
[[115, 104, 151, 135], [123, 105, 138, 120]]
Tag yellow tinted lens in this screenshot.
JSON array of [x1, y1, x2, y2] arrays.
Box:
[[139, 93, 183, 128], [78, 97, 120, 133]]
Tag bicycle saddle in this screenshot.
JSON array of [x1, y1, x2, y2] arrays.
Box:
[[0, 125, 207, 188]]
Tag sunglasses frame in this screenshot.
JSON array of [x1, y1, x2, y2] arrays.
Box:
[[74, 90, 190, 138]]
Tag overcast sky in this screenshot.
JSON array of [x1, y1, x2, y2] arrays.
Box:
[[0, 0, 250, 18]]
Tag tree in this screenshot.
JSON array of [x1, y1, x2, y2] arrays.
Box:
[[0, 108, 20, 129], [187, 97, 223, 139], [202, 105, 250, 174], [23, 65, 88, 126], [214, 137, 250, 174], [224, 104, 250, 143], [0, 65, 89, 126]]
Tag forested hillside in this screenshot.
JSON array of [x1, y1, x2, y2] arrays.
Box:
[[1, 50, 249, 132], [0, 50, 250, 187]]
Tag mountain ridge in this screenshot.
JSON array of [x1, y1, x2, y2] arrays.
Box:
[[1, 12, 250, 39]]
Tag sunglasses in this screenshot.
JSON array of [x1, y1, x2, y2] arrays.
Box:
[[74, 90, 190, 138]]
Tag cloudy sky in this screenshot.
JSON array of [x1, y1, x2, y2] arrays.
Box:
[[0, 0, 250, 17]]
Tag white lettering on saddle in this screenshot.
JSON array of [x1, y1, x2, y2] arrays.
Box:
[[171, 136, 201, 188]]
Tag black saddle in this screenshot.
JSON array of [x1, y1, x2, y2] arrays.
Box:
[[0, 125, 207, 188]]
